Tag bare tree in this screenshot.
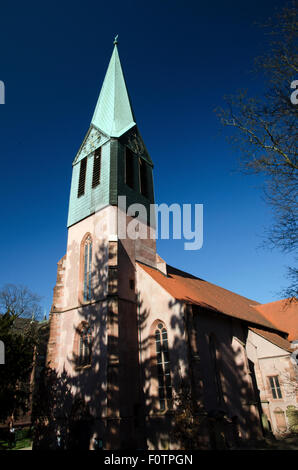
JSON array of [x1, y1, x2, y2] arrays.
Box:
[[0, 285, 43, 424], [0, 284, 42, 321], [281, 368, 298, 399], [216, 2, 298, 298]]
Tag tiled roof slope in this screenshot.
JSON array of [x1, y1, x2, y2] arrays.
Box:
[[249, 327, 293, 352], [137, 262, 287, 333], [254, 299, 298, 342]]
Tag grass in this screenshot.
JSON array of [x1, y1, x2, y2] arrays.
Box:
[[0, 428, 32, 450]]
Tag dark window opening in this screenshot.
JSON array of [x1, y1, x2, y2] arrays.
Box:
[[92, 148, 101, 188], [209, 334, 224, 405], [139, 158, 149, 198], [78, 157, 87, 197], [129, 279, 135, 290], [269, 376, 282, 399], [133, 403, 143, 429], [125, 147, 134, 189], [78, 325, 92, 366]]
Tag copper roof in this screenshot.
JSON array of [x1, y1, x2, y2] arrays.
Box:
[[138, 262, 286, 333]]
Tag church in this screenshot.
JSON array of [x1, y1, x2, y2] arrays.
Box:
[[44, 39, 297, 450]]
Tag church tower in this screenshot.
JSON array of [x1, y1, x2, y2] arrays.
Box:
[[42, 38, 270, 452], [46, 38, 157, 449]]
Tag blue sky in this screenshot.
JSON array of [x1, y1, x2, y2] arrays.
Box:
[[0, 0, 294, 316]]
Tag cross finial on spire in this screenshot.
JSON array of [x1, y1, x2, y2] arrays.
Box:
[[114, 34, 118, 45]]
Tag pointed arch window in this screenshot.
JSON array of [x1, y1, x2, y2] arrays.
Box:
[[155, 323, 172, 411], [83, 235, 92, 302], [78, 324, 92, 366]]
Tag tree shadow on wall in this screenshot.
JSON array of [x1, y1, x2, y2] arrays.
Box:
[[137, 293, 265, 450], [32, 238, 192, 450], [135, 294, 193, 450], [173, 301, 264, 449], [32, 241, 109, 450], [32, 237, 264, 450]]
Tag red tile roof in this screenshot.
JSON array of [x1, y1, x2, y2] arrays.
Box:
[[254, 299, 298, 342], [249, 327, 292, 352], [137, 262, 286, 333]]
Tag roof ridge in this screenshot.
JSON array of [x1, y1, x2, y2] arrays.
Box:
[[137, 261, 285, 333], [166, 263, 260, 305]]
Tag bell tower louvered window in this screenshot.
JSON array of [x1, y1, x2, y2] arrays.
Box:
[[155, 323, 172, 411], [77, 157, 87, 197], [139, 158, 149, 198], [125, 147, 134, 189], [83, 235, 92, 302], [92, 148, 101, 188]]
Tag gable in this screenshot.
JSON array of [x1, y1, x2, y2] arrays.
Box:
[[249, 327, 292, 353], [136, 263, 185, 331], [248, 329, 291, 358], [73, 125, 110, 165], [120, 126, 153, 166]]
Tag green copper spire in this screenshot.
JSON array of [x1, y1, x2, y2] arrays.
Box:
[[67, 38, 154, 228], [91, 38, 136, 138]]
